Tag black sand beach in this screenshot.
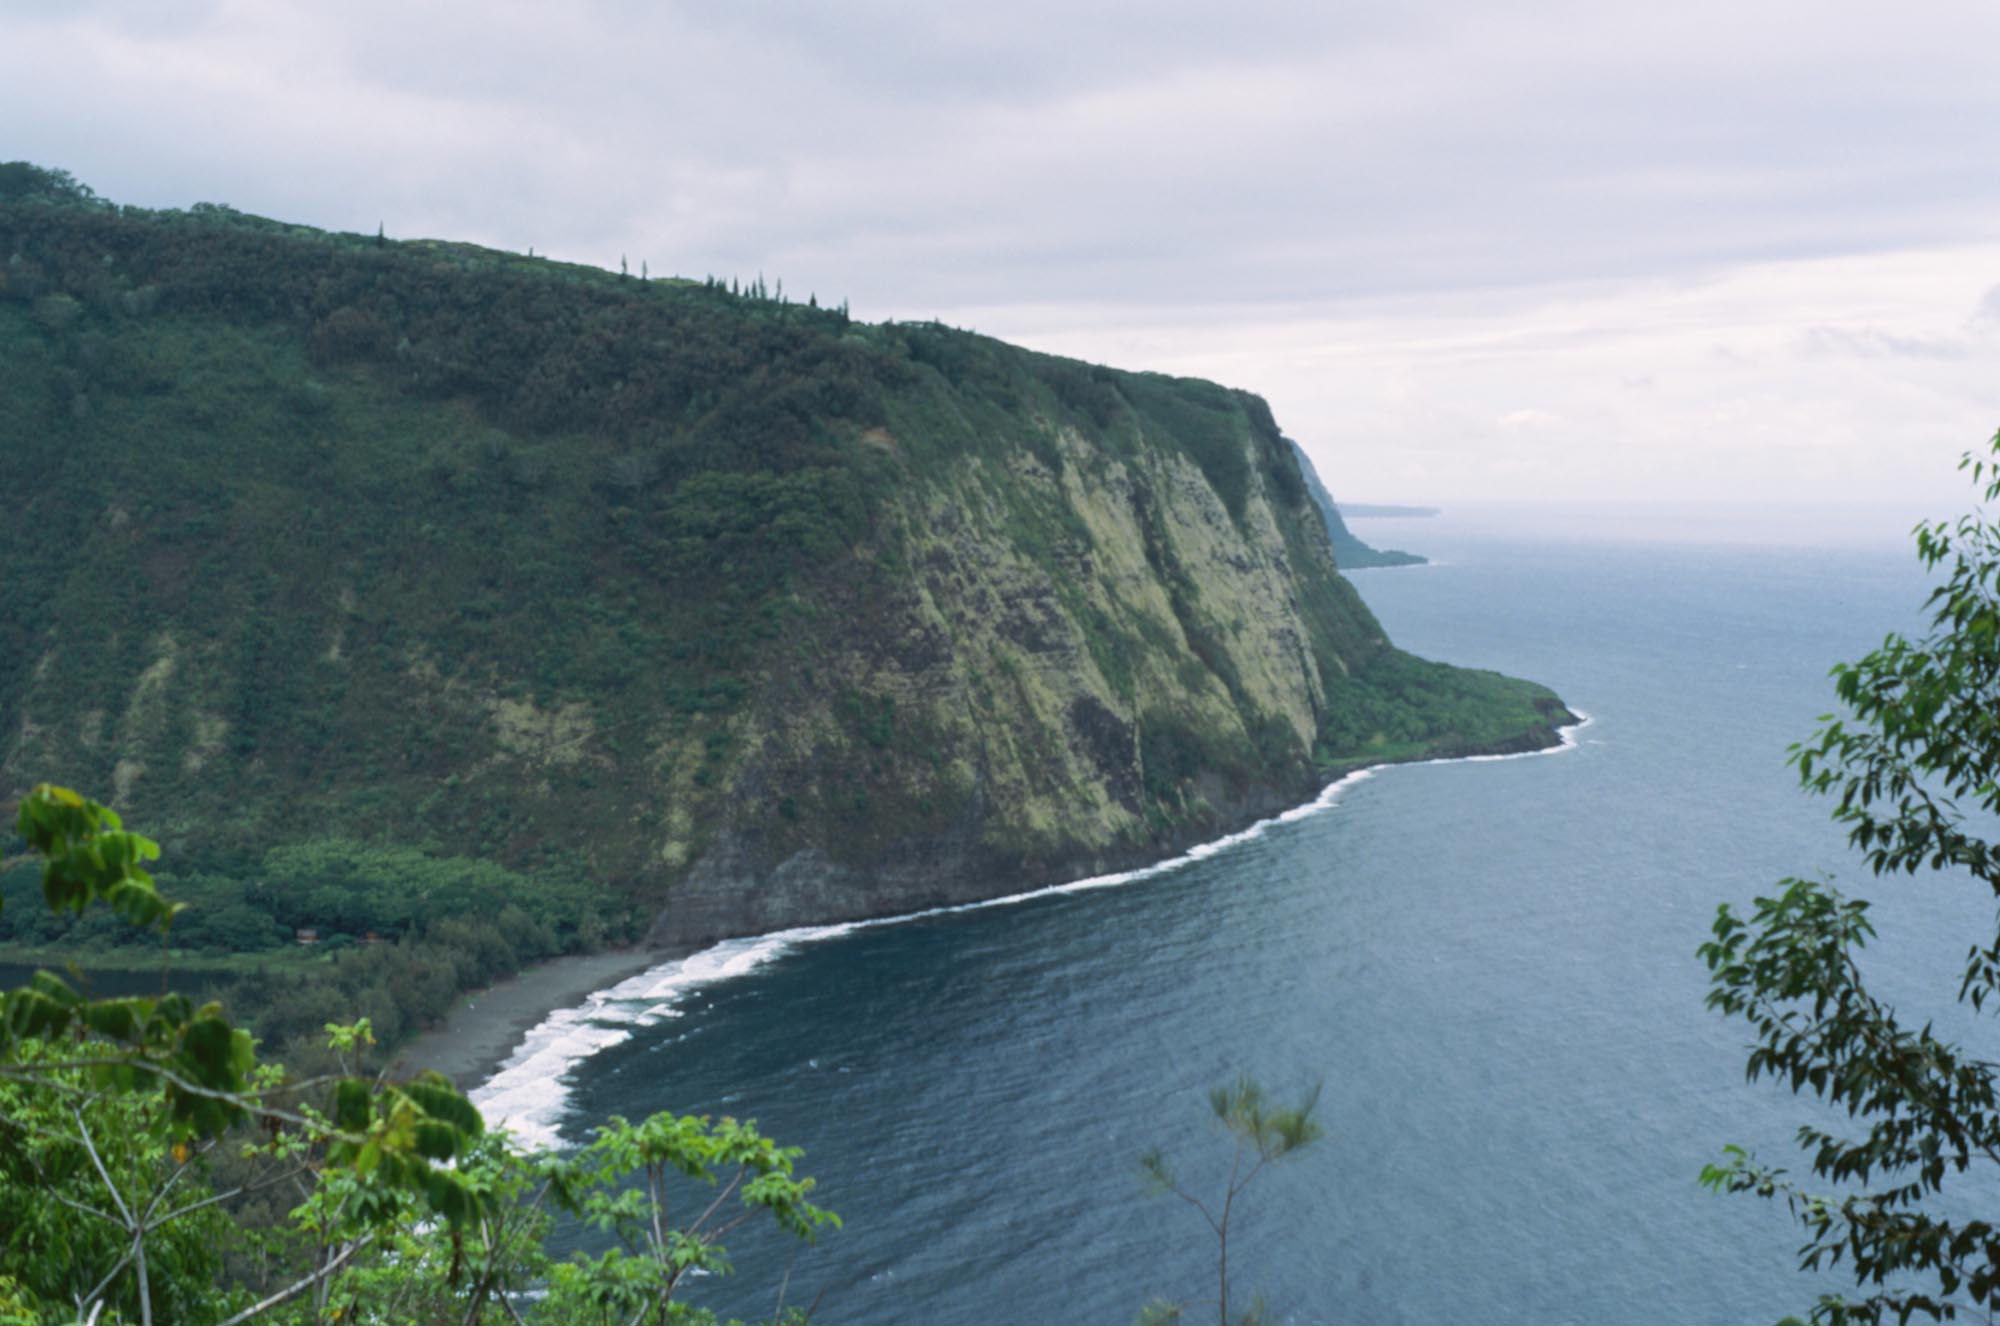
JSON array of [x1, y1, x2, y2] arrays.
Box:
[[392, 946, 687, 1089]]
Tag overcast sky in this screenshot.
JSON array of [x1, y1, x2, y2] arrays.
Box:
[[6, 0, 1998, 519]]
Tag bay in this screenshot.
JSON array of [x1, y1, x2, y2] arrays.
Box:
[[529, 502, 1995, 1324]]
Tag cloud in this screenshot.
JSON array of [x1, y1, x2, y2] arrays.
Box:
[[3, 0, 1997, 504], [1801, 326, 1969, 360], [9, 0, 2000, 310], [996, 243, 2000, 506]]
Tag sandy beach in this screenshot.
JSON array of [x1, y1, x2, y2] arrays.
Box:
[[391, 945, 687, 1089]]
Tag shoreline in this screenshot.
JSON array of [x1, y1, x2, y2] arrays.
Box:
[[431, 710, 1589, 1144], [391, 945, 690, 1088]]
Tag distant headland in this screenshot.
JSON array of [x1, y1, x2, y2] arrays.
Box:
[[1337, 503, 1442, 519]]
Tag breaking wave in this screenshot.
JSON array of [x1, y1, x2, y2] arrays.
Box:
[[472, 712, 1591, 1149]]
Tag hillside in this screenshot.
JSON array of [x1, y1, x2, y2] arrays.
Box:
[[0, 164, 1571, 949]]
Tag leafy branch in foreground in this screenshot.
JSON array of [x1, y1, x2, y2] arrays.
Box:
[[1139, 1076, 1323, 1326], [2, 784, 487, 1324], [1, 785, 836, 1324], [1701, 430, 2000, 1325]]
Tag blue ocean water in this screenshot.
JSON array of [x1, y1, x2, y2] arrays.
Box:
[[532, 504, 1999, 1324]]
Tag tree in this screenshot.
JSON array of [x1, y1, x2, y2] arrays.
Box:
[[1138, 1076, 1323, 1326], [1, 785, 486, 1324], [0, 785, 836, 1323], [538, 1110, 837, 1326], [0, 1038, 233, 1325], [0, 162, 106, 208], [1701, 431, 2000, 1324]]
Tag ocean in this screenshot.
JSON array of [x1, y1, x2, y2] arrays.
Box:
[[476, 503, 1997, 1324]]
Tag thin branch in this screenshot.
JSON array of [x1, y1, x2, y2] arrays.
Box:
[[151, 1165, 309, 1228], [212, 1233, 375, 1326], [1217, 1137, 1247, 1326], [1233, 1154, 1273, 1201], [648, 1163, 666, 1263], [133, 1225, 152, 1326], [1148, 1174, 1220, 1233], [687, 1166, 747, 1239], [459, 1212, 502, 1326], [773, 1251, 794, 1322], [4, 1059, 344, 1104], [131, 1137, 211, 1228], [6, 1133, 125, 1229], [72, 1107, 135, 1226], [36, 1184, 124, 1228], [78, 1246, 138, 1313]]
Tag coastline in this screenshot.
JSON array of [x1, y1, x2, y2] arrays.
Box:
[[391, 945, 689, 1088], [436, 709, 1589, 1147]]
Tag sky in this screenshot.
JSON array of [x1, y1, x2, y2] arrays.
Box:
[[4, 0, 1998, 521]]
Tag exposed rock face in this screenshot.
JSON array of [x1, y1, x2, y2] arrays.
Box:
[[641, 420, 1553, 945]]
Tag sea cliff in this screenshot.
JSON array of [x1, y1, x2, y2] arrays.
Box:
[[0, 165, 1572, 945]]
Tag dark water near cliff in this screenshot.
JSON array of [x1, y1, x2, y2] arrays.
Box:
[[550, 504, 1996, 1324]]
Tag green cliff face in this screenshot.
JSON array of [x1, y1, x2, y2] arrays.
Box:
[[0, 166, 1571, 943]]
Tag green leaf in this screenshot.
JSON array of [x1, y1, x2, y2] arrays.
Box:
[[334, 1078, 372, 1133]]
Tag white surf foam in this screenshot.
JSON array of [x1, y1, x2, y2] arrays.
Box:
[[471, 710, 1592, 1148]]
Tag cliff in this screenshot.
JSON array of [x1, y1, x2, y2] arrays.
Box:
[[0, 165, 1572, 945], [1287, 439, 1425, 569]]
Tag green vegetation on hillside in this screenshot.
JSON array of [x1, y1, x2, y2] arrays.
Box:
[[1314, 650, 1569, 770], [1, 161, 1570, 987], [0, 834, 637, 1055]]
